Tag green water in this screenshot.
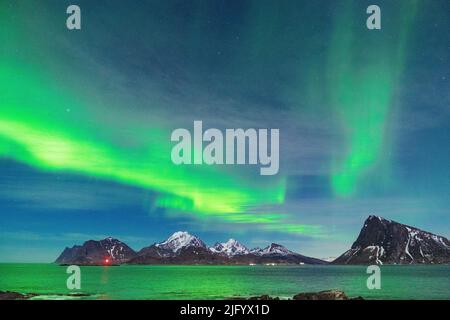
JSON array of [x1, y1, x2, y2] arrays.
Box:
[[0, 264, 448, 300]]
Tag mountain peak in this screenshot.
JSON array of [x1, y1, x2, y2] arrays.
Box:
[[55, 237, 136, 265], [366, 215, 391, 223], [263, 243, 293, 256], [156, 231, 207, 252], [210, 238, 249, 256], [333, 216, 450, 265], [102, 236, 118, 243], [249, 247, 263, 255], [56, 232, 327, 265], [168, 231, 190, 239]]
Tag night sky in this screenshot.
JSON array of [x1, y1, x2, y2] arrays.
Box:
[[0, 0, 449, 262]]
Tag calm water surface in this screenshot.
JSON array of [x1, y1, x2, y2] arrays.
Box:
[[0, 264, 448, 300]]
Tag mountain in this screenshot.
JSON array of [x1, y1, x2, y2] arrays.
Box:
[[247, 243, 327, 265], [210, 239, 250, 256], [55, 231, 326, 265], [55, 237, 137, 265], [249, 243, 302, 256], [155, 231, 207, 252], [129, 231, 220, 264], [333, 215, 450, 265], [250, 247, 263, 255], [262, 243, 294, 256], [130, 232, 326, 265]]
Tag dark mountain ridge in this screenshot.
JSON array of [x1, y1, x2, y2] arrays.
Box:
[[56, 231, 326, 265], [55, 216, 450, 265], [55, 237, 136, 265], [333, 215, 450, 265]]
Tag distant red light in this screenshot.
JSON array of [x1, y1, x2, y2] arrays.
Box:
[[104, 258, 110, 265]]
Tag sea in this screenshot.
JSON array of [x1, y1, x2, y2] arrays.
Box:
[[0, 264, 449, 300]]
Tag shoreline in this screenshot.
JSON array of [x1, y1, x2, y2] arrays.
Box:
[[0, 289, 364, 301]]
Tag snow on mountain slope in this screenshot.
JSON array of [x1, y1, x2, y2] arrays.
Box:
[[250, 247, 263, 255], [262, 243, 294, 256], [156, 231, 207, 252], [333, 215, 450, 265], [210, 239, 249, 256], [248, 243, 295, 256]]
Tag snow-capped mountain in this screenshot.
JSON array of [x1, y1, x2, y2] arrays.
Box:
[[130, 231, 213, 264], [246, 243, 327, 264], [55, 219, 450, 266], [249, 243, 295, 256], [156, 231, 207, 253], [210, 239, 249, 256], [55, 237, 136, 265], [56, 231, 326, 265], [211, 242, 225, 252], [333, 215, 450, 265], [249, 247, 263, 255], [261, 243, 295, 256]]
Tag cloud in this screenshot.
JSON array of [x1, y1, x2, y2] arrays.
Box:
[[0, 167, 151, 212]]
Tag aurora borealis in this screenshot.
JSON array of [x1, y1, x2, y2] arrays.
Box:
[[328, 0, 419, 196], [0, 0, 449, 261]]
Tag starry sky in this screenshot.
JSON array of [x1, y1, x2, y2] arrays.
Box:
[[0, 0, 449, 262]]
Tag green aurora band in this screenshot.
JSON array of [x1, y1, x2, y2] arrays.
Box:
[[0, 3, 308, 235], [0, 61, 295, 231], [0, 1, 420, 236], [328, 0, 419, 196]]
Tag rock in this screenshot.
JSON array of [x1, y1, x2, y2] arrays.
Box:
[[292, 289, 350, 300], [0, 291, 93, 300], [0, 291, 36, 300], [233, 290, 363, 300], [247, 295, 279, 300], [67, 293, 91, 297]]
